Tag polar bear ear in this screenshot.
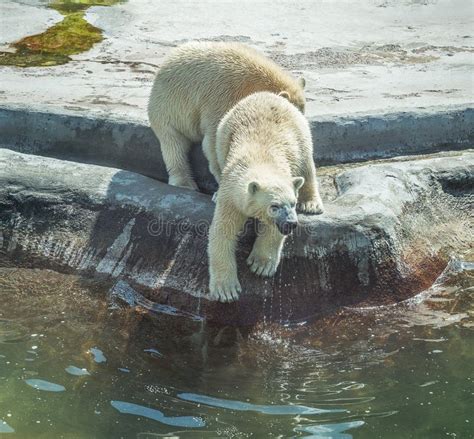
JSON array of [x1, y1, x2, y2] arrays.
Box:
[[298, 77, 306, 89], [293, 177, 305, 192], [278, 91, 291, 100], [248, 181, 260, 195]]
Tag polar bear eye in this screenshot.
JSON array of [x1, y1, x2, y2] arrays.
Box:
[[270, 204, 280, 213]]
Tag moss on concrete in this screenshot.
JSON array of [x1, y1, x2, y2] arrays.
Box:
[[50, 0, 124, 14], [0, 0, 123, 67]]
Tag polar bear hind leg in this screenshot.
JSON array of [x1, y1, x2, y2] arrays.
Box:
[[202, 129, 222, 184], [153, 125, 197, 190]]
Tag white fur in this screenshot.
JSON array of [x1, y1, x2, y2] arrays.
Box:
[[147, 41, 306, 189], [208, 92, 324, 302]]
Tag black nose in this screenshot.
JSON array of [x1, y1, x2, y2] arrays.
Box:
[[280, 220, 298, 235]]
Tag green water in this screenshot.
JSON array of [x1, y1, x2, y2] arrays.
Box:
[[0, 261, 472, 438]]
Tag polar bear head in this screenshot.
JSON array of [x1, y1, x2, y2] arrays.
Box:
[[246, 174, 304, 235]]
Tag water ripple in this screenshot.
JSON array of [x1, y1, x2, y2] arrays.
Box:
[[0, 319, 29, 343], [178, 393, 344, 415], [110, 400, 205, 428], [294, 420, 365, 438]]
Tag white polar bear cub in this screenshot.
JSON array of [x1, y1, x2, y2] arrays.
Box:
[[147, 41, 306, 190], [208, 92, 324, 302]]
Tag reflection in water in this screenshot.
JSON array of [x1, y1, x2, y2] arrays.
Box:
[[109, 279, 204, 321], [89, 347, 107, 363], [0, 420, 15, 434], [65, 365, 91, 376], [24, 378, 66, 392], [177, 392, 343, 415], [295, 420, 365, 439], [111, 401, 205, 428], [0, 260, 472, 438]]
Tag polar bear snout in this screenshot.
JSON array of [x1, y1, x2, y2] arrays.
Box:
[[272, 206, 298, 235], [278, 219, 298, 235]]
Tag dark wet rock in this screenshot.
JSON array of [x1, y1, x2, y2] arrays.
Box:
[[0, 149, 472, 325]]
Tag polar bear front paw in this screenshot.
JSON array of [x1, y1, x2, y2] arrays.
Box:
[[247, 253, 279, 277], [209, 277, 241, 302], [297, 200, 324, 215]]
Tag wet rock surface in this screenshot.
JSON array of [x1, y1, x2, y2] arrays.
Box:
[[1, 148, 472, 325]]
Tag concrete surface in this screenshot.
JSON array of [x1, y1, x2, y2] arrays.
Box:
[[0, 0, 473, 122], [1, 148, 472, 325]]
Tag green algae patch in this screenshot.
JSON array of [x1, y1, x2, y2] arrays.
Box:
[[0, 13, 102, 67], [50, 0, 125, 14], [0, 0, 124, 68]]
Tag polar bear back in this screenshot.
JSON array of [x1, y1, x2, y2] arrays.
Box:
[[216, 92, 313, 174], [148, 42, 305, 142]]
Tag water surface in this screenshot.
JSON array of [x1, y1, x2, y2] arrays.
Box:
[[0, 260, 472, 438]]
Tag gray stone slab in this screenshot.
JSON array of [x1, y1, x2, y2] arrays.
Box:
[[1, 105, 472, 193]]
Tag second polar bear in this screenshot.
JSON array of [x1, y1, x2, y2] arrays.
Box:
[[208, 92, 324, 302], [148, 41, 306, 190]]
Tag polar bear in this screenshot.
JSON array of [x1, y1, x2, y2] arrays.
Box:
[[147, 41, 306, 190], [208, 92, 324, 302]]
